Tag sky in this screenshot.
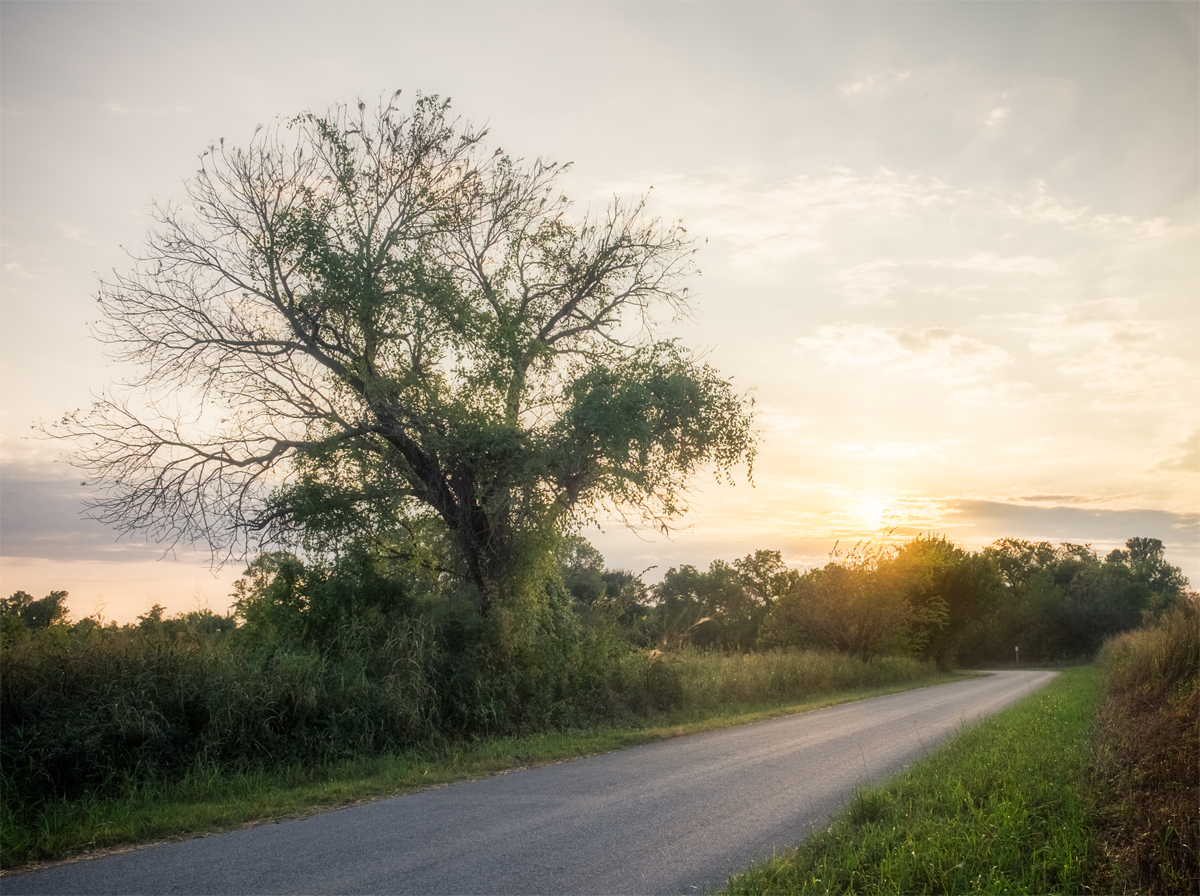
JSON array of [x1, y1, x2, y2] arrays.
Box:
[[2, 1, 1197, 623]]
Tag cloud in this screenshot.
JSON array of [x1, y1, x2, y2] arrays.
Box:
[[1056, 324, 1194, 407], [795, 324, 1011, 383], [835, 440, 958, 460], [1006, 307, 1199, 409], [840, 69, 911, 96], [932, 252, 1061, 275], [102, 102, 190, 117], [756, 406, 815, 440], [947, 379, 1040, 408], [945, 499, 1200, 547], [1005, 182, 1171, 237], [609, 167, 958, 269], [1, 261, 45, 280], [621, 170, 1187, 353], [1155, 431, 1200, 473], [0, 466, 167, 563], [1018, 494, 1125, 505], [58, 223, 101, 247]]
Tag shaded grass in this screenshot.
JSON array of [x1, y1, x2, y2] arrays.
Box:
[[724, 666, 1103, 895], [1, 670, 966, 871]]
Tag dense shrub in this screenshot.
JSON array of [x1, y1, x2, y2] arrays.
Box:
[[1, 607, 936, 817], [1093, 600, 1199, 894], [0, 614, 442, 805]]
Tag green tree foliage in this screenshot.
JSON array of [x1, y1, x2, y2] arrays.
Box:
[[654, 550, 797, 650], [556, 536, 654, 642], [655, 562, 744, 650], [558, 536, 608, 606], [1, 590, 70, 638], [761, 542, 948, 662], [231, 549, 411, 646], [733, 549, 802, 608], [62, 92, 756, 618], [888, 535, 1005, 669], [971, 537, 1190, 663]]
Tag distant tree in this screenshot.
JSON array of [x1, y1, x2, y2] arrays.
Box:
[[60, 92, 756, 616], [654, 550, 797, 651], [969, 536, 1190, 663], [555, 537, 655, 642], [761, 541, 947, 662], [982, 538, 1058, 592], [598, 568, 654, 637], [652, 564, 716, 649], [1104, 537, 1190, 616], [1, 590, 70, 633], [173, 608, 238, 636], [889, 535, 1004, 669], [137, 603, 167, 630], [732, 549, 800, 608]]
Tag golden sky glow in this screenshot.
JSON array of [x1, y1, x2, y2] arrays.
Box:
[[2, 2, 1197, 621]]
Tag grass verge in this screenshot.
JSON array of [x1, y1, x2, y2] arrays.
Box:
[[1092, 603, 1198, 893], [724, 666, 1103, 895], [1, 671, 968, 872]]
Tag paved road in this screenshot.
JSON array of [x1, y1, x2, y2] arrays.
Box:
[[4, 670, 1055, 895]]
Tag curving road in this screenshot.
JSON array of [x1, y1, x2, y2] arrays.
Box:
[[3, 670, 1055, 895]]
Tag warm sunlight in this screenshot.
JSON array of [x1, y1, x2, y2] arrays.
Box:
[[862, 497, 887, 532], [1, 2, 1196, 618]]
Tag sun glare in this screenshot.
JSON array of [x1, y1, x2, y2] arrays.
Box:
[[862, 498, 886, 531]]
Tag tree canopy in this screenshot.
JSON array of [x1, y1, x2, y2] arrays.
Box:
[[63, 93, 756, 612]]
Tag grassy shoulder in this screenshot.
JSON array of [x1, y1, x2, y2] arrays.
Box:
[[1, 671, 970, 872], [725, 666, 1104, 895]]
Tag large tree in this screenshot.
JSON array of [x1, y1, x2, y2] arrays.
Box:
[[63, 93, 755, 612]]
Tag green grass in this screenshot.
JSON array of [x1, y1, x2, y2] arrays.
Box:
[[1, 671, 967, 871], [724, 666, 1104, 895]]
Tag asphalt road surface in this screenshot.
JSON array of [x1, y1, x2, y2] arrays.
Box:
[[4, 670, 1056, 896]]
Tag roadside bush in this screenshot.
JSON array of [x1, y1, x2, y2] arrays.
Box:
[[1093, 600, 1199, 894], [0, 614, 443, 806]]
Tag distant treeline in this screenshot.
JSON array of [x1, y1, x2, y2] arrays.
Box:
[[0, 534, 1190, 815], [5, 534, 1187, 668], [562, 534, 1191, 666]]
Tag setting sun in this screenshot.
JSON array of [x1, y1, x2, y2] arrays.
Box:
[[862, 498, 887, 532]]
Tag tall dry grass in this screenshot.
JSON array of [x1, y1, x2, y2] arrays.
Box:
[[662, 647, 934, 709], [1094, 600, 1199, 894]]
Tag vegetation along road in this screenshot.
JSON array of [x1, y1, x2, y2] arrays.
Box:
[[5, 670, 1054, 896]]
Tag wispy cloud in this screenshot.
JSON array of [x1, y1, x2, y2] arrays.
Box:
[[1, 261, 45, 280], [795, 324, 1011, 384], [1155, 431, 1200, 474], [839, 69, 911, 96], [1005, 182, 1171, 236], [834, 440, 961, 460], [102, 102, 190, 117], [1004, 306, 1199, 409]]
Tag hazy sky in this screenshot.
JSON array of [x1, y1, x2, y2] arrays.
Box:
[[2, 1, 1197, 622]]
